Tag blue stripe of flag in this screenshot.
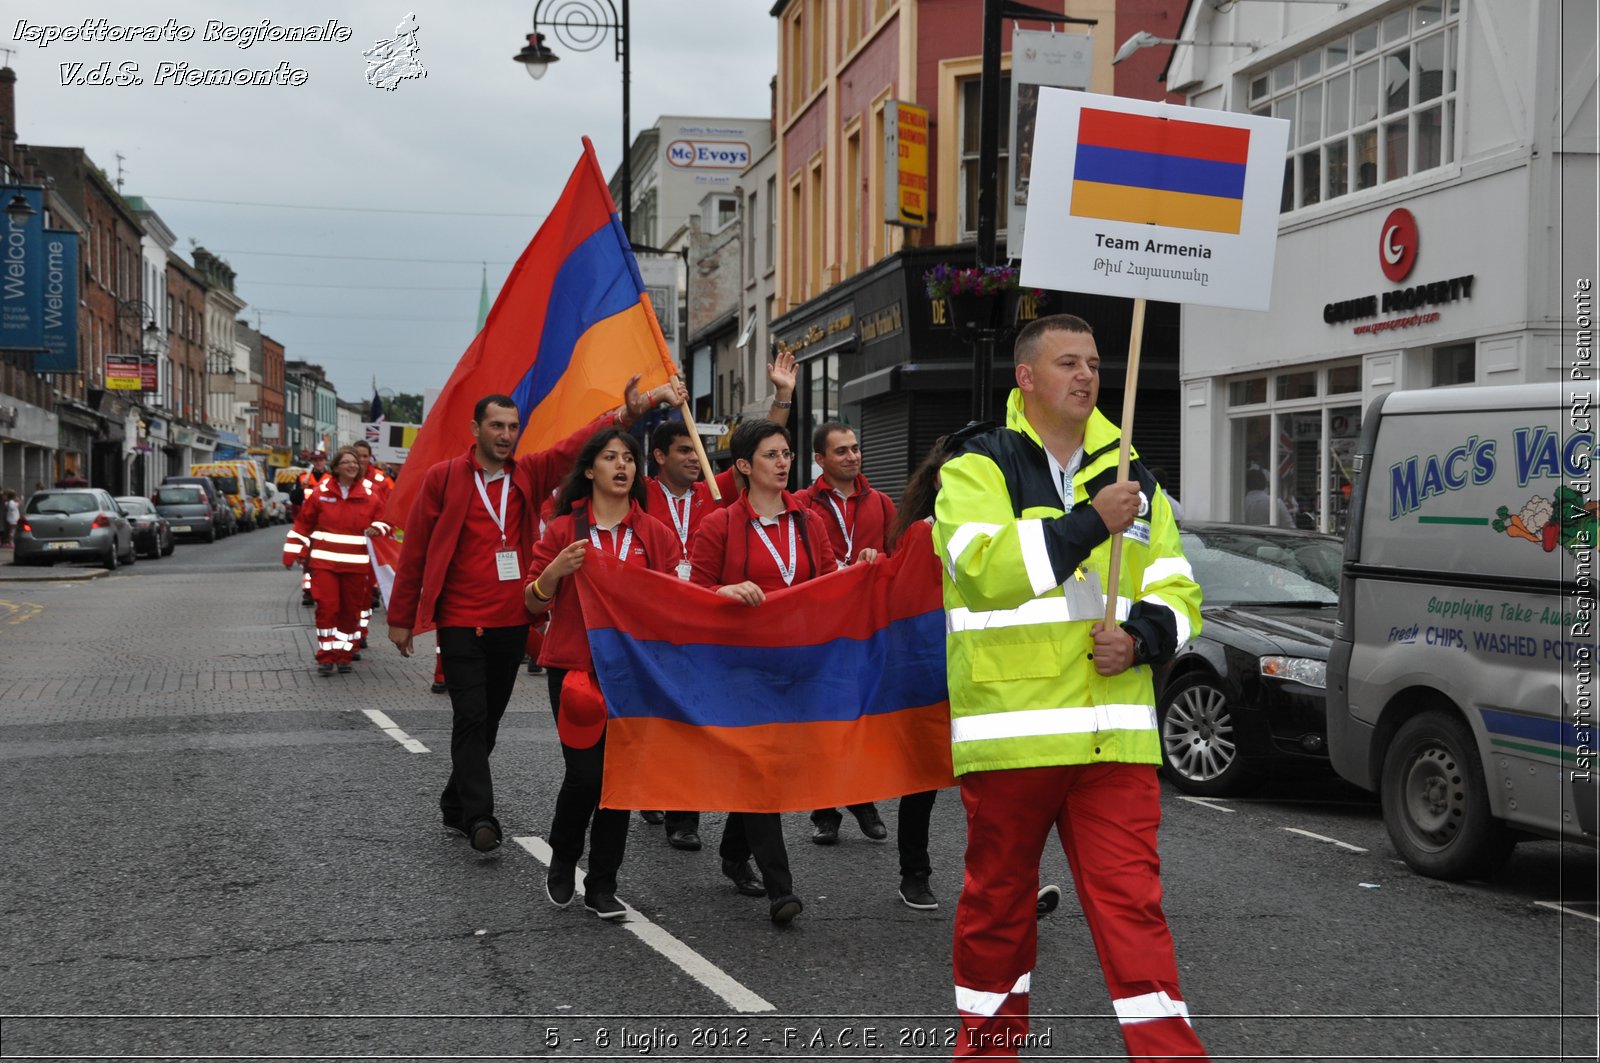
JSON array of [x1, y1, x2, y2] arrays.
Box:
[[588, 610, 949, 727], [1481, 707, 1584, 748], [1073, 143, 1247, 200], [509, 220, 641, 426]]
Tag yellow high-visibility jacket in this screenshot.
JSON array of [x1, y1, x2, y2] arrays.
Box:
[[933, 389, 1202, 776]]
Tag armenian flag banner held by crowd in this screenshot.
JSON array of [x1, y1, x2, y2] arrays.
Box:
[[575, 533, 957, 813], [384, 136, 675, 532]]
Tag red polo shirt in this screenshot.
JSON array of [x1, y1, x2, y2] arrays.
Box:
[[435, 454, 531, 629]]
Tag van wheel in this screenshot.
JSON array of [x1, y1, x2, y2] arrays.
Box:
[[1158, 673, 1257, 796], [1380, 710, 1515, 880]]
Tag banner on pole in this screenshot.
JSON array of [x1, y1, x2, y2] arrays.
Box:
[[1019, 89, 1290, 311], [1006, 29, 1093, 260]]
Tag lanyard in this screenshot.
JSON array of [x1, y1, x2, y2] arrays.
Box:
[[589, 523, 634, 562], [659, 481, 692, 553], [750, 514, 797, 585], [824, 492, 854, 564], [473, 470, 511, 546]]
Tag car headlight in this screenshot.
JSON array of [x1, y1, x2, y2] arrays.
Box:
[[1259, 656, 1326, 688]]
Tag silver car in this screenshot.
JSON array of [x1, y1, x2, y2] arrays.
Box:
[[14, 489, 136, 570]]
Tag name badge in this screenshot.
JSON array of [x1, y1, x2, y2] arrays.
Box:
[[495, 549, 521, 582], [1125, 520, 1152, 547], [1062, 569, 1106, 617], [675, 560, 693, 581]]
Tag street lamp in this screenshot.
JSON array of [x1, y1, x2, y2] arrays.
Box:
[[4, 193, 36, 223], [114, 298, 167, 398], [513, 0, 633, 241], [1111, 30, 1263, 65]]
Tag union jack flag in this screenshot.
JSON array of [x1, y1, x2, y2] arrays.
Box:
[[364, 423, 382, 445]]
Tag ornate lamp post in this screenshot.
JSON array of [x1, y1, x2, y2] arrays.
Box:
[[514, 0, 633, 241]]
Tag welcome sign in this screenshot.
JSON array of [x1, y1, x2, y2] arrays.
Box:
[[1020, 90, 1290, 311], [0, 185, 46, 351]]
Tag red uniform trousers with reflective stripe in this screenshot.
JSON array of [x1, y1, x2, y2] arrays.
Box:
[[953, 762, 1207, 1062], [311, 569, 368, 664]]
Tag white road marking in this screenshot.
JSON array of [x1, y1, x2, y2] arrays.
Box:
[[1177, 795, 1235, 813], [1533, 901, 1600, 924], [1283, 826, 1368, 852], [514, 835, 774, 1014], [361, 708, 429, 753]]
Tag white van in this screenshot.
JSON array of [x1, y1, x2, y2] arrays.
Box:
[[1327, 382, 1596, 879]]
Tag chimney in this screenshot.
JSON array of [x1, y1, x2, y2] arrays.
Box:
[[0, 67, 18, 162]]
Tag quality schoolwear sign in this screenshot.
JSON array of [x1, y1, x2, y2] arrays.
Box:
[[1020, 90, 1290, 311]]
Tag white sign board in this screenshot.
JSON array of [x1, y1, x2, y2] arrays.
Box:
[[636, 252, 682, 369], [362, 421, 420, 465], [1019, 89, 1291, 311], [1006, 28, 1093, 260]]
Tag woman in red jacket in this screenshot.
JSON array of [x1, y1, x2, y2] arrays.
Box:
[[689, 418, 836, 925], [524, 427, 679, 921], [282, 447, 385, 676]]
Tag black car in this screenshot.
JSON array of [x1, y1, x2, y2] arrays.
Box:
[[115, 496, 175, 559], [1154, 522, 1342, 796]]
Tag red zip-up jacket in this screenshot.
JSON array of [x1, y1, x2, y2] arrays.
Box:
[[388, 411, 613, 633], [526, 498, 679, 670], [798, 473, 898, 565], [282, 477, 385, 573], [689, 490, 837, 593]]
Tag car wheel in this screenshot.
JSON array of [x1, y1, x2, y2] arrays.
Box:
[[103, 545, 119, 570], [161, 535, 175, 556], [1158, 673, 1257, 797], [204, 527, 217, 543], [123, 537, 136, 565], [1380, 710, 1515, 881]]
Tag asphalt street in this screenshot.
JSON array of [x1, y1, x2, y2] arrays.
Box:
[[0, 529, 1596, 1061]]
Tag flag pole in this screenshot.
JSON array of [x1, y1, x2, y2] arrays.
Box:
[[1102, 297, 1147, 628], [670, 376, 721, 502]]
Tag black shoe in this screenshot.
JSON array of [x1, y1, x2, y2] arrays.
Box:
[[349, 651, 362, 661], [546, 859, 576, 907], [721, 859, 765, 897], [430, 680, 448, 694], [584, 891, 627, 920], [1036, 884, 1062, 916], [667, 829, 702, 852], [769, 894, 803, 924], [359, 636, 369, 649], [852, 805, 889, 841], [301, 594, 313, 607], [639, 810, 665, 825], [898, 874, 939, 911], [527, 659, 544, 675], [468, 819, 501, 853], [337, 662, 354, 674], [811, 821, 839, 846], [317, 662, 334, 677]]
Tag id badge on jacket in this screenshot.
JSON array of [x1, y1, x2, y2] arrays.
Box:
[[495, 549, 520, 581]]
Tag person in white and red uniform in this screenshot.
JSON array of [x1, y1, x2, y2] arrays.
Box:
[[351, 439, 395, 653], [524, 427, 679, 920], [294, 452, 329, 606], [282, 447, 385, 676], [386, 381, 669, 855], [690, 418, 837, 925], [798, 421, 897, 847]]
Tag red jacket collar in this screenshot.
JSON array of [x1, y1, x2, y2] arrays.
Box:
[[569, 496, 649, 529], [735, 489, 807, 523], [811, 473, 871, 500]]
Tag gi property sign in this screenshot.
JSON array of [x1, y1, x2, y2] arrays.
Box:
[[1020, 90, 1290, 311]]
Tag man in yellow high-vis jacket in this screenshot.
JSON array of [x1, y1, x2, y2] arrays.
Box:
[[933, 314, 1207, 1061]]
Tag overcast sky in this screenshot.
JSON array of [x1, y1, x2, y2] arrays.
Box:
[[7, 1, 776, 401]]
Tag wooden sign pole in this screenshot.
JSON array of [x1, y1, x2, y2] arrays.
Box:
[[1102, 297, 1147, 628], [668, 374, 721, 501]]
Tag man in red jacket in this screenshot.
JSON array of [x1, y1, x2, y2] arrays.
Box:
[[386, 379, 667, 853], [800, 422, 898, 846]]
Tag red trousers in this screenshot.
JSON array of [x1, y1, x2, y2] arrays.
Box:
[[953, 762, 1208, 1062], [310, 569, 367, 664]]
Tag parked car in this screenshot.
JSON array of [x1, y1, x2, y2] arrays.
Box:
[[14, 488, 136, 570], [261, 482, 289, 525], [161, 476, 237, 538], [115, 496, 175, 559], [152, 483, 220, 542], [1153, 522, 1342, 796]]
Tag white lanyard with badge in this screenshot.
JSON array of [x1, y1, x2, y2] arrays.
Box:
[[474, 470, 520, 581], [660, 482, 694, 580], [751, 514, 797, 586], [824, 493, 854, 568]]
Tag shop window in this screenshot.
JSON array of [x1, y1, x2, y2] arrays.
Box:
[[1276, 371, 1318, 400], [1255, 0, 1460, 211], [1229, 377, 1267, 406], [1229, 367, 1371, 533], [1327, 364, 1361, 393], [1432, 343, 1475, 385]]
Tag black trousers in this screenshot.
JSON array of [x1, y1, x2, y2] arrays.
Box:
[[545, 667, 629, 895], [896, 789, 938, 877], [437, 624, 528, 832], [718, 812, 794, 899]]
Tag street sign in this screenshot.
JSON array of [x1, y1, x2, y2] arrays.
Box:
[[106, 353, 143, 390], [883, 100, 929, 228]]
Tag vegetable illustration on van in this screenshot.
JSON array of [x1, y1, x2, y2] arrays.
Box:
[[1491, 488, 1597, 554]]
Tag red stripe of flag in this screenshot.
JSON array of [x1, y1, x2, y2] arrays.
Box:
[[1078, 107, 1250, 166]]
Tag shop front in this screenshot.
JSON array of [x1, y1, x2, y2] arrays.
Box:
[[1180, 165, 1563, 533], [773, 246, 1183, 502], [0, 396, 58, 499]]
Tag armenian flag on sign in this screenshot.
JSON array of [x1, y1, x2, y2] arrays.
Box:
[[1070, 107, 1250, 235], [384, 137, 675, 530], [574, 527, 956, 813]]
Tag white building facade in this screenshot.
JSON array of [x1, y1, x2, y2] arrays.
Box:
[[1169, 0, 1596, 532]]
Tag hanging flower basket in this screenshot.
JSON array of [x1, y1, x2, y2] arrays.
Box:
[[924, 264, 1042, 333]]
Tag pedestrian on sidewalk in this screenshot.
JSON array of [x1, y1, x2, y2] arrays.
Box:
[[2, 490, 19, 547]]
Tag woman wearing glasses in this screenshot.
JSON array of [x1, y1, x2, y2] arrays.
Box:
[[689, 418, 836, 924]]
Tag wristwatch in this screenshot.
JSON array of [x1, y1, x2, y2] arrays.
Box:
[[1125, 626, 1149, 663]]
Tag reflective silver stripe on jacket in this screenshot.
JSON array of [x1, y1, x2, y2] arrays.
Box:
[[950, 703, 1157, 745]]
